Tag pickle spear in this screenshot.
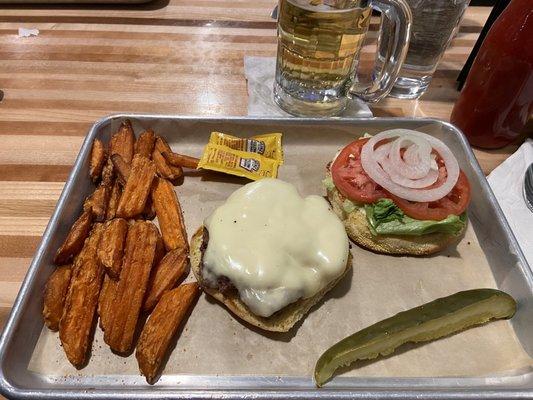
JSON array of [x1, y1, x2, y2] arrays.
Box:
[[314, 289, 517, 387]]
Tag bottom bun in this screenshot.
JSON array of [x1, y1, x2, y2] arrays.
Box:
[[190, 227, 352, 332], [327, 185, 465, 256]]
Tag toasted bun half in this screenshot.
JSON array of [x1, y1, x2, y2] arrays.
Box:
[[190, 227, 352, 332], [326, 173, 466, 256]]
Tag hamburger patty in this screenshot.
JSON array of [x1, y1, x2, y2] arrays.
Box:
[[199, 228, 237, 295]]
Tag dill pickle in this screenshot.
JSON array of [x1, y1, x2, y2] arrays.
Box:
[[314, 289, 517, 387]]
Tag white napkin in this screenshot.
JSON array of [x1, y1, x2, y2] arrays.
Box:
[[487, 139, 533, 268], [244, 56, 373, 117]]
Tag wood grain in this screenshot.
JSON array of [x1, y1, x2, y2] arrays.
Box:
[[0, 5, 510, 340]]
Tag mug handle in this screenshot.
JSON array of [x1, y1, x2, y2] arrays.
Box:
[[349, 0, 412, 103]]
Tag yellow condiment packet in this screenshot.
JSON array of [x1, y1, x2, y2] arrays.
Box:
[[198, 143, 280, 181], [209, 132, 283, 164]]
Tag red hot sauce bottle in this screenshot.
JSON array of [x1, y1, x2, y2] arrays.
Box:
[[450, 0, 533, 149]]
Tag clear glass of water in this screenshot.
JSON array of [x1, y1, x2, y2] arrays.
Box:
[[379, 0, 470, 99]]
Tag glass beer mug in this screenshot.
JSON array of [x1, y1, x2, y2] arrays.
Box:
[[274, 0, 412, 117]]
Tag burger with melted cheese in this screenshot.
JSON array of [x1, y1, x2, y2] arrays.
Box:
[[190, 178, 351, 332], [324, 129, 471, 255]]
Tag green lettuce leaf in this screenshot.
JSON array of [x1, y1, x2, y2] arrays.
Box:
[[371, 198, 404, 223], [365, 199, 466, 236], [322, 176, 336, 192]]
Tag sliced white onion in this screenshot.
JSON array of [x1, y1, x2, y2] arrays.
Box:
[[403, 144, 420, 166], [430, 153, 438, 171], [390, 136, 432, 179], [373, 142, 391, 162], [360, 129, 460, 202], [386, 164, 439, 189]]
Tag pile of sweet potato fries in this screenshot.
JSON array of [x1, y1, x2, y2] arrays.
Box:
[[42, 120, 200, 384]]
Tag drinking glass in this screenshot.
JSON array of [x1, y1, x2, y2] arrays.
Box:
[[273, 0, 412, 117], [381, 0, 471, 99]]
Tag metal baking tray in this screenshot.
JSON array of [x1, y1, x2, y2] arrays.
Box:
[[0, 115, 532, 399]]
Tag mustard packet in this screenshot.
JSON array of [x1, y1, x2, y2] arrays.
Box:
[[198, 143, 280, 180], [209, 132, 283, 164]]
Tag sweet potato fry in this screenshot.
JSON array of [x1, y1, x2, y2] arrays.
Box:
[[152, 149, 183, 181], [135, 129, 156, 158], [154, 234, 165, 266], [155, 136, 172, 154], [151, 178, 188, 252], [110, 120, 135, 165], [101, 157, 115, 187], [143, 195, 156, 221], [104, 221, 159, 353], [59, 224, 105, 368], [111, 154, 131, 186], [89, 139, 107, 182], [116, 154, 156, 219], [162, 152, 199, 169], [143, 248, 189, 313], [136, 283, 200, 384], [54, 210, 93, 265], [169, 165, 183, 181], [98, 275, 118, 332], [98, 218, 128, 279], [43, 265, 72, 331], [84, 184, 109, 222], [106, 179, 122, 220]]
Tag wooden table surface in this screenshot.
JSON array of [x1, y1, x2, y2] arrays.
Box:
[[0, 2, 519, 336]]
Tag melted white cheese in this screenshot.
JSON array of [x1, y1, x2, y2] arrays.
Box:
[[203, 178, 349, 317]]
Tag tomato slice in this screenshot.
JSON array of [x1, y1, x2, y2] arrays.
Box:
[[331, 138, 388, 204], [331, 138, 471, 221], [388, 171, 471, 220]]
